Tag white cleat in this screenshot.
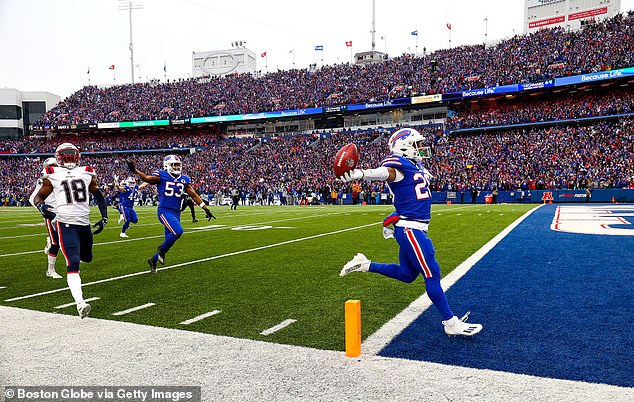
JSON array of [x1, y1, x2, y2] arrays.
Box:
[[77, 303, 91, 319], [340, 253, 371, 277], [118, 214, 124, 224], [119, 232, 129, 238], [442, 315, 483, 337], [45, 270, 63, 279]]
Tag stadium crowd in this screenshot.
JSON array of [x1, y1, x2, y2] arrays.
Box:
[[2, 119, 632, 207], [447, 89, 634, 129], [33, 13, 634, 128]]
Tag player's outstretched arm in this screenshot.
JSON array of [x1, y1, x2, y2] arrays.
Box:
[[89, 177, 109, 234], [185, 184, 216, 221], [126, 160, 160, 185], [340, 167, 399, 183]]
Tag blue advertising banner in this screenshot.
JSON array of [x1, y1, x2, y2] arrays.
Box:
[[348, 98, 410, 111], [461, 84, 519, 98], [554, 67, 634, 87]]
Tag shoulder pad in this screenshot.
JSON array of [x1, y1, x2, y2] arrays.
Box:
[[381, 155, 403, 168]]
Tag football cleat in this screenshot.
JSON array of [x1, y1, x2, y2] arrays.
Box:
[[192, 219, 199, 223], [156, 246, 166, 265], [442, 315, 483, 337], [46, 270, 63, 279], [148, 257, 157, 274], [340, 253, 371, 277], [119, 232, 129, 238], [77, 303, 91, 319]]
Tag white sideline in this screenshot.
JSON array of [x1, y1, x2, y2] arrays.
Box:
[[179, 310, 221, 325], [4, 222, 380, 302], [361, 204, 543, 356], [112, 303, 155, 316], [54, 297, 100, 309], [260, 319, 297, 336]]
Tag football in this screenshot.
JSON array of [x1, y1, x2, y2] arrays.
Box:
[[333, 143, 359, 177]]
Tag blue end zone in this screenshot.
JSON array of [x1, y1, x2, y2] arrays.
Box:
[[379, 204, 634, 387]]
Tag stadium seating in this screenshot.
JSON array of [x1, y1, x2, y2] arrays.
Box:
[[31, 13, 634, 128]]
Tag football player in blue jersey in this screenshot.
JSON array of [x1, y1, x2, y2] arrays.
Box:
[[339, 128, 483, 337], [113, 175, 148, 238], [127, 154, 215, 273]]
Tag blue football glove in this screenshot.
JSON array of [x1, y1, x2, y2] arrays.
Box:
[[92, 217, 108, 235], [36, 203, 56, 220]]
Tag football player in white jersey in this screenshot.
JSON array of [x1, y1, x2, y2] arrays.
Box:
[[29, 157, 63, 279], [33, 143, 109, 319]]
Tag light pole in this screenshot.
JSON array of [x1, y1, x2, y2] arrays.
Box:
[[118, 0, 143, 84]]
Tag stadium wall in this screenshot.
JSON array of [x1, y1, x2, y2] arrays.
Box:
[[337, 189, 634, 205]]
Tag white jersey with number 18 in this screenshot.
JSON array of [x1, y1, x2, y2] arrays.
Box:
[[42, 165, 96, 226]]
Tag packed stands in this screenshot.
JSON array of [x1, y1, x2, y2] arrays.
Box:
[[2, 118, 632, 206], [33, 13, 634, 128]]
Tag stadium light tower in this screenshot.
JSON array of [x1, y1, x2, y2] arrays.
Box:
[[118, 0, 144, 84]]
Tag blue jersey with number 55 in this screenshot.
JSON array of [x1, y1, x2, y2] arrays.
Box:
[[154, 169, 191, 212], [381, 154, 432, 221]]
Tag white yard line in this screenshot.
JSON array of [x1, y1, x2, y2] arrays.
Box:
[[179, 310, 221, 325], [4, 221, 380, 302], [260, 319, 297, 336], [0, 209, 363, 257], [54, 297, 100, 309], [361, 204, 543, 356], [111, 303, 155, 316]]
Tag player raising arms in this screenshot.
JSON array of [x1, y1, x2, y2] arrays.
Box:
[[126, 154, 215, 273], [33, 143, 109, 318], [113, 175, 148, 238], [339, 128, 483, 337], [29, 157, 63, 279]]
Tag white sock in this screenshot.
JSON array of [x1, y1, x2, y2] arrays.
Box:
[[67, 273, 84, 306], [47, 255, 57, 272]]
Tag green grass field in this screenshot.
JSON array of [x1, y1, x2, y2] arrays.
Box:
[[0, 203, 534, 350]]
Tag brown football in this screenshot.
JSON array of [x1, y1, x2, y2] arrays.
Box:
[[333, 143, 359, 177]]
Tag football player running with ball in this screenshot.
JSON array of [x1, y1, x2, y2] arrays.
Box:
[[127, 154, 215, 273], [339, 128, 482, 337], [33, 143, 109, 318]]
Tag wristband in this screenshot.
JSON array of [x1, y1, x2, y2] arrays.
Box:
[[198, 202, 207, 208]]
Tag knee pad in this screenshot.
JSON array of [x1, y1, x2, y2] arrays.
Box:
[[48, 244, 60, 256], [66, 262, 80, 273]]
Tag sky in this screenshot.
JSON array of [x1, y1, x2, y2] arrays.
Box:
[[1, 0, 634, 99]]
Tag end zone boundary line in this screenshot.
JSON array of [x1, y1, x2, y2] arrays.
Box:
[[361, 204, 543, 356]]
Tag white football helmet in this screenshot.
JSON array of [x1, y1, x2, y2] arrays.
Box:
[[54, 143, 80, 169], [42, 157, 58, 169], [388, 128, 431, 163], [163, 154, 182, 176]]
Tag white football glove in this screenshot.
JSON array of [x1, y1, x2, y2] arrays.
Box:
[[382, 226, 395, 239], [340, 169, 363, 182]]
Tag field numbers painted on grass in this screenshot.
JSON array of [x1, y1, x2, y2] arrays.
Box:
[[54, 297, 100, 309], [179, 310, 221, 325], [112, 303, 156, 316], [260, 319, 297, 336]]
